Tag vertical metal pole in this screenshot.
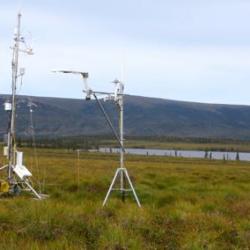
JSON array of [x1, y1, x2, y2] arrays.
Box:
[[8, 13, 21, 183], [77, 149, 80, 191], [119, 95, 125, 201], [100, 80, 141, 207]]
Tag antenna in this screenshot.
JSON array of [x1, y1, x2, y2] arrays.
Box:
[[53, 70, 141, 207], [1, 13, 42, 199], [120, 62, 125, 83]]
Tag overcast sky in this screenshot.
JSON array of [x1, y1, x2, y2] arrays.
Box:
[[1, 0, 250, 104]]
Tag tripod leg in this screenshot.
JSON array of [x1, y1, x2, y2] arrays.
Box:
[[121, 170, 125, 202], [124, 169, 141, 207], [24, 180, 42, 200], [103, 168, 121, 206]]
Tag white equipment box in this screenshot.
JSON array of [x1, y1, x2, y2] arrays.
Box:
[[13, 152, 32, 180], [3, 146, 8, 156], [4, 102, 12, 111]]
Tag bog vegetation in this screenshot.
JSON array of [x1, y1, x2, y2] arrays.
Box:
[[0, 148, 250, 249]]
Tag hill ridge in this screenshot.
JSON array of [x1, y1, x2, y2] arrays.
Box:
[[1, 94, 250, 139]]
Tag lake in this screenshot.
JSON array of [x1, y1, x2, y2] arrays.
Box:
[[96, 147, 250, 162]]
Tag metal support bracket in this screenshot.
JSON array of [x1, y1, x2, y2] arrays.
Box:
[[103, 167, 141, 207]]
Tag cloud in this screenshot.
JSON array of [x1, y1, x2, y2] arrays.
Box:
[[1, 0, 250, 105], [2, 40, 250, 102]]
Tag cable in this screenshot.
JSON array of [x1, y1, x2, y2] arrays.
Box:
[[93, 93, 125, 152]]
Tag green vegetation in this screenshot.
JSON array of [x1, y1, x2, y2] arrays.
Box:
[[0, 148, 250, 249]]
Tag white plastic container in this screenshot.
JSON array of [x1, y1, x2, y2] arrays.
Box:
[[3, 146, 8, 156], [4, 102, 12, 111], [14, 152, 32, 180]]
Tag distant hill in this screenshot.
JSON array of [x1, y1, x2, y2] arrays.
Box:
[[1, 94, 250, 140]]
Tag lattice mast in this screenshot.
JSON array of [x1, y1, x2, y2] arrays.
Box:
[[2, 13, 42, 199], [8, 12, 22, 183]]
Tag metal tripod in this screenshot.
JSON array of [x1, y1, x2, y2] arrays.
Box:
[[101, 81, 141, 207], [52, 72, 141, 206]]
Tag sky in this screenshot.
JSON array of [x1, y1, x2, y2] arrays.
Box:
[[1, 0, 250, 105]]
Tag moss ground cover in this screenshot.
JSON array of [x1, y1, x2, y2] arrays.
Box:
[[0, 148, 250, 249]]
